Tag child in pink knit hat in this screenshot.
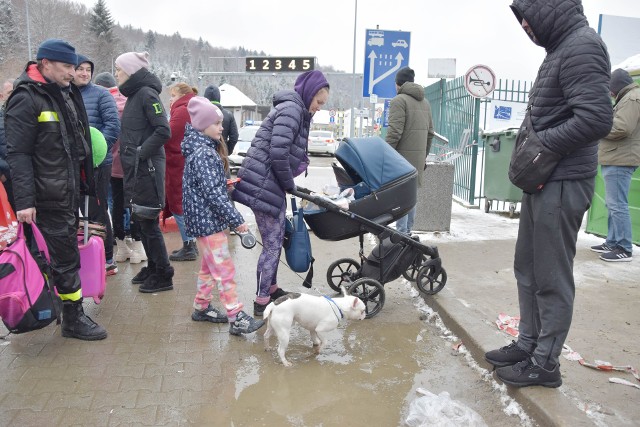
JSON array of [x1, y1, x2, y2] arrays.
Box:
[[182, 96, 264, 336]]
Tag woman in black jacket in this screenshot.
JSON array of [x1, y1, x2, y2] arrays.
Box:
[[115, 51, 174, 293]]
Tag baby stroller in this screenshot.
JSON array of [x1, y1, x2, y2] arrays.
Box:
[[291, 136, 447, 318]]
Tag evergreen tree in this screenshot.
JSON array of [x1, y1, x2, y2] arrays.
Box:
[[144, 30, 156, 53], [180, 44, 191, 72], [0, 0, 20, 62], [89, 0, 114, 42]]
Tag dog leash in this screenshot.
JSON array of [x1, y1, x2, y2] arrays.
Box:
[[323, 296, 343, 322]]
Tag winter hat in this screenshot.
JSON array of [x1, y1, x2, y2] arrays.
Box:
[[75, 54, 95, 78], [395, 67, 415, 86], [203, 85, 221, 103], [115, 51, 150, 76], [188, 96, 224, 132], [36, 39, 78, 65], [294, 70, 330, 110], [610, 68, 634, 96], [94, 72, 117, 88]]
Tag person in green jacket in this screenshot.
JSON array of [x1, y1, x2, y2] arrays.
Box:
[[385, 67, 434, 235], [590, 68, 640, 262]]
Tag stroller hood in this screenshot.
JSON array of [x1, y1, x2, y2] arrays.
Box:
[[335, 137, 416, 191]]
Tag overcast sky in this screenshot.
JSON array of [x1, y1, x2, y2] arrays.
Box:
[[75, 0, 638, 85]]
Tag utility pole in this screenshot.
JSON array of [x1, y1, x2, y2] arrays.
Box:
[[26, 0, 32, 60], [350, 0, 358, 138]]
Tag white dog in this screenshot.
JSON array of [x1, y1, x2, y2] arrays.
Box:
[[263, 287, 367, 366]]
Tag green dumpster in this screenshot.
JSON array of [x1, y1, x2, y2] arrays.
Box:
[[481, 128, 523, 217], [585, 166, 640, 246]]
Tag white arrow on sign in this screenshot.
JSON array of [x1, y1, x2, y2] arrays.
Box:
[[368, 51, 405, 95]]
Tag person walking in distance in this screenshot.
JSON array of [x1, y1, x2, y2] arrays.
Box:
[[590, 68, 640, 262], [385, 66, 434, 235], [5, 39, 108, 340], [484, 0, 613, 388]]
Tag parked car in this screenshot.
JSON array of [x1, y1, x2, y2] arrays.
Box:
[[229, 125, 260, 173], [308, 130, 337, 156]]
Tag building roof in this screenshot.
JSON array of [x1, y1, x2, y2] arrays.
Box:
[[220, 83, 257, 108]]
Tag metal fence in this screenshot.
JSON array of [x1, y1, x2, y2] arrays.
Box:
[[425, 77, 531, 206]]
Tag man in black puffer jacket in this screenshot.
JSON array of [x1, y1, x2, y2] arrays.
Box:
[[6, 39, 107, 341], [484, 0, 613, 388]]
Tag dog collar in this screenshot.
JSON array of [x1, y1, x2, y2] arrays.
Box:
[[323, 296, 344, 322]]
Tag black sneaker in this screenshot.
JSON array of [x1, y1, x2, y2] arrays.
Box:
[[139, 266, 174, 293], [496, 357, 562, 388], [590, 243, 613, 253], [132, 266, 154, 284], [599, 247, 632, 262], [229, 311, 265, 335], [485, 340, 531, 367], [253, 301, 268, 317], [191, 305, 228, 323], [270, 287, 289, 302]]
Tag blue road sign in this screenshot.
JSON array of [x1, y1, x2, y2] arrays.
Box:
[[494, 106, 512, 120], [363, 29, 411, 99], [329, 116, 335, 123], [383, 99, 391, 127]]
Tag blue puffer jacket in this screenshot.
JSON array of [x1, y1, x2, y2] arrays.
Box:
[[233, 90, 310, 216], [79, 82, 120, 166], [182, 124, 244, 237], [510, 0, 613, 182]]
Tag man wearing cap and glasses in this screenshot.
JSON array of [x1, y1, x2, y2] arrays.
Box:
[[5, 39, 108, 341]]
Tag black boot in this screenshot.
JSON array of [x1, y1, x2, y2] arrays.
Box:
[[169, 241, 198, 261], [139, 265, 174, 293], [61, 301, 107, 341], [132, 265, 155, 284]]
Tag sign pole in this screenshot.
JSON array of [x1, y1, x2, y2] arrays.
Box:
[[350, 0, 358, 138]]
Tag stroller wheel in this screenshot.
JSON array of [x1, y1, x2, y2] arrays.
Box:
[[402, 253, 427, 282], [327, 258, 361, 292], [415, 262, 447, 296], [348, 278, 385, 319]]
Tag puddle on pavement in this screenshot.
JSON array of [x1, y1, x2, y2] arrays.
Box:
[[191, 284, 524, 426], [195, 317, 438, 426]]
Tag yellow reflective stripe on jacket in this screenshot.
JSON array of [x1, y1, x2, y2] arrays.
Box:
[[37, 111, 60, 122], [57, 289, 82, 302]]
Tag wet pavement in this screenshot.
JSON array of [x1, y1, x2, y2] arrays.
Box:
[[2, 156, 637, 426], [0, 225, 524, 426]]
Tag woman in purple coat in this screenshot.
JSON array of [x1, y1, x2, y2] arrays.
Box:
[[233, 70, 329, 316]]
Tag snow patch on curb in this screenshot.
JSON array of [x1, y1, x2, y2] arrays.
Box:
[[406, 282, 533, 426]]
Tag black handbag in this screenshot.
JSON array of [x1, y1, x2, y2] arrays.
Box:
[[508, 113, 563, 194], [130, 147, 162, 220]]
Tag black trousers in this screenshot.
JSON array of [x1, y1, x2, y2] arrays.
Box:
[[87, 164, 113, 260], [37, 209, 82, 300], [138, 217, 170, 271], [514, 178, 594, 368]]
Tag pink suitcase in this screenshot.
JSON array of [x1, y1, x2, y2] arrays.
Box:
[[78, 196, 106, 304], [78, 234, 106, 304]]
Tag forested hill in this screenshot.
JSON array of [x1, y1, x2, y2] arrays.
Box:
[[0, 0, 356, 109]]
